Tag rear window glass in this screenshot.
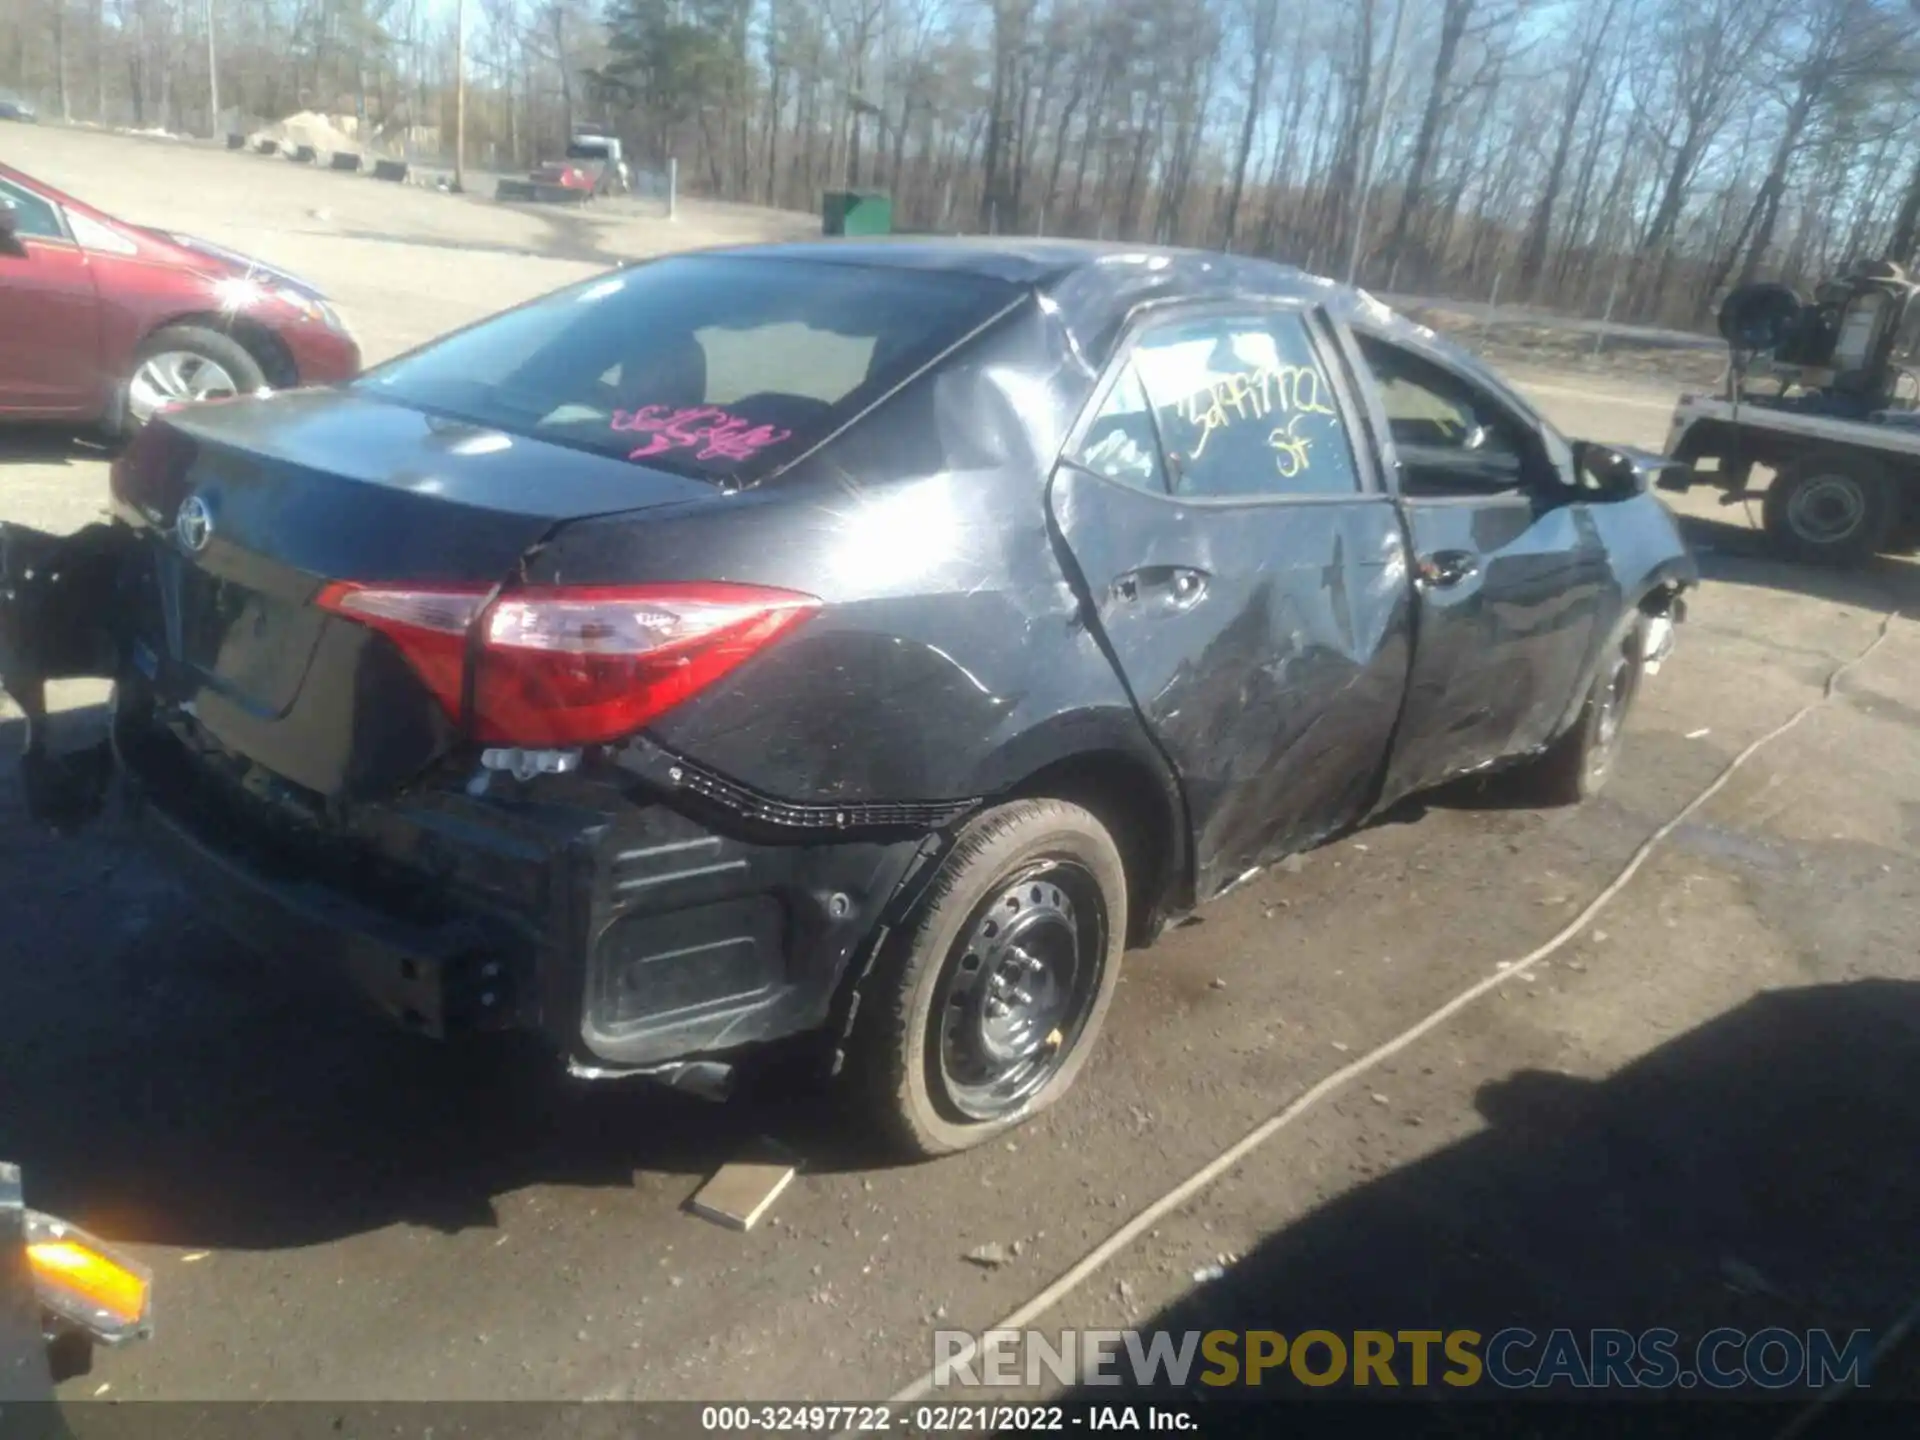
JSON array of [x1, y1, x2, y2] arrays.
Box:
[[357, 255, 1021, 481]]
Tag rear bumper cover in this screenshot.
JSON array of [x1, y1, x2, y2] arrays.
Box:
[[116, 715, 928, 1071]]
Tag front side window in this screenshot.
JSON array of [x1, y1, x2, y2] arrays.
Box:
[[0, 180, 63, 241], [1130, 311, 1361, 499], [1354, 334, 1543, 496], [360, 256, 1021, 482]]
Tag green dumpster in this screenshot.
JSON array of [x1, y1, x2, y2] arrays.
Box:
[[822, 191, 893, 237]]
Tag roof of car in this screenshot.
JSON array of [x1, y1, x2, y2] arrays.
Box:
[[711, 236, 1450, 365], [721, 235, 1318, 293]]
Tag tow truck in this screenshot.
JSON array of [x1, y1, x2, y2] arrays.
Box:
[[1663, 258, 1920, 565]]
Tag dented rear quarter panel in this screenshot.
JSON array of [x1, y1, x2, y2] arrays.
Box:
[[525, 297, 1170, 810]]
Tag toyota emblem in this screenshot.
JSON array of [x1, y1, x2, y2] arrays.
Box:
[[175, 495, 213, 553]]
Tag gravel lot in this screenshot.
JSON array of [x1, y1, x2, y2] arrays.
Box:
[[2, 124, 1916, 1419]]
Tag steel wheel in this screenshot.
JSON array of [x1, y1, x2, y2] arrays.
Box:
[[1587, 649, 1635, 784], [127, 351, 240, 422], [1763, 454, 1895, 567], [1509, 621, 1647, 806], [849, 797, 1128, 1159], [1785, 473, 1868, 546], [932, 860, 1107, 1122]]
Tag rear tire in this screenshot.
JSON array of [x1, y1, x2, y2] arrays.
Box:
[[117, 324, 267, 434], [1513, 622, 1645, 806], [1761, 453, 1896, 567], [848, 799, 1127, 1159]]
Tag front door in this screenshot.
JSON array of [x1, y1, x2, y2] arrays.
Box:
[[1344, 330, 1616, 808], [1048, 305, 1414, 900], [0, 178, 99, 415]]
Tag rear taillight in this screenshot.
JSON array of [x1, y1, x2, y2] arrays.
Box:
[[316, 581, 818, 746]]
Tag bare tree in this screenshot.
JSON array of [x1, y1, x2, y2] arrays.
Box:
[[8, 0, 1920, 329]]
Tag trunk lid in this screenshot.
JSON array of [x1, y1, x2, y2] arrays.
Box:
[[112, 390, 715, 798]]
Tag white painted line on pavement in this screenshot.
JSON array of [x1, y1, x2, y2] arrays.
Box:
[[1518, 381, 1675, 412]]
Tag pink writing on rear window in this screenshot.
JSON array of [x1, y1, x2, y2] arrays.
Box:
[[612, 406, 793, 464]]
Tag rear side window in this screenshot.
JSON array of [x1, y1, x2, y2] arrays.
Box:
[[1132, 312, 1361, 499], [1070, 364, 1168, 492], [360, 256, 1021, 482]]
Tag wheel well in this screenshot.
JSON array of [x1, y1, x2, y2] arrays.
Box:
[[151, 312, 301, 389], [1002, 750, 1184, 945], [1638, 581, 1685, 619]]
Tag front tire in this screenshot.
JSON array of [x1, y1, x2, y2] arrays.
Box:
[[1516, 623, 1645, 805], [118, 324, 267, 433], [1762, 453, 1896, 567], [849, 799, 1128, 1159]]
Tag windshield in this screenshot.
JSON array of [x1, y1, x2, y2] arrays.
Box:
[[357, 255, 1024, 483]]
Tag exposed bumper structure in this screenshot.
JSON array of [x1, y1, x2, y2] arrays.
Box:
[[1640, 606, 1680, 676], [114, 708, 927, 1075], [130, 787, 500, 1038]]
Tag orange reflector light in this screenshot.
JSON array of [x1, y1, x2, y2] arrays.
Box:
[[28, 1238, 150, 1327]]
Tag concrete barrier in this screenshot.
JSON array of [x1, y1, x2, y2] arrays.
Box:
[[226, 133, 246, 150], [291, 144, 317, 163], [255, 138, 279, 156], [495, 178, 537, 202], [371, 159, 409, 183], [329, 152, 362, 172]]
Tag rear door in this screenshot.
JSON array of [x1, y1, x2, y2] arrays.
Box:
[[1048, 304, 1414, 900], [0, 177, 100, 414], [1341, 329, 1616, 808]]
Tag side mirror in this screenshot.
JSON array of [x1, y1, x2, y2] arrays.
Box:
[[1573, 441, 1638, 497], [1572, 441, 1689, 499]]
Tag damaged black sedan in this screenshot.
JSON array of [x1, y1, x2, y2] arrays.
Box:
[[0, 241, 1695, 1157]]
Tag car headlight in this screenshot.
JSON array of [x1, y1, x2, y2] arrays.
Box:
[[292, 291, 349, 333], [211, 274, 349, 333], [275, 286, 350, 332]]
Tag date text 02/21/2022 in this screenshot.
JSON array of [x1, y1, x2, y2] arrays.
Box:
[[697, 1403, 1198, 1431]]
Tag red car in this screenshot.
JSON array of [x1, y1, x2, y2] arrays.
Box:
[[0, 162, 361, 431]]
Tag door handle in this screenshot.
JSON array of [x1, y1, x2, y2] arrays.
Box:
[[1113, 566, 1209, 609], [1416, 550, 1479, 588]]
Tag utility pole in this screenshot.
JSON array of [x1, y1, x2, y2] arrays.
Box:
[[453, 0, 467, 192], [1345, 0, 1409, 287], [205, 0, 218, 135]]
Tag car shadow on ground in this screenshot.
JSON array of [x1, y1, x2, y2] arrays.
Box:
[[0, 427, 118, 467], [1062, 978, 1920, 1427], [0, 715, 881, 1254], [1677, 512, 1920, 623]]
